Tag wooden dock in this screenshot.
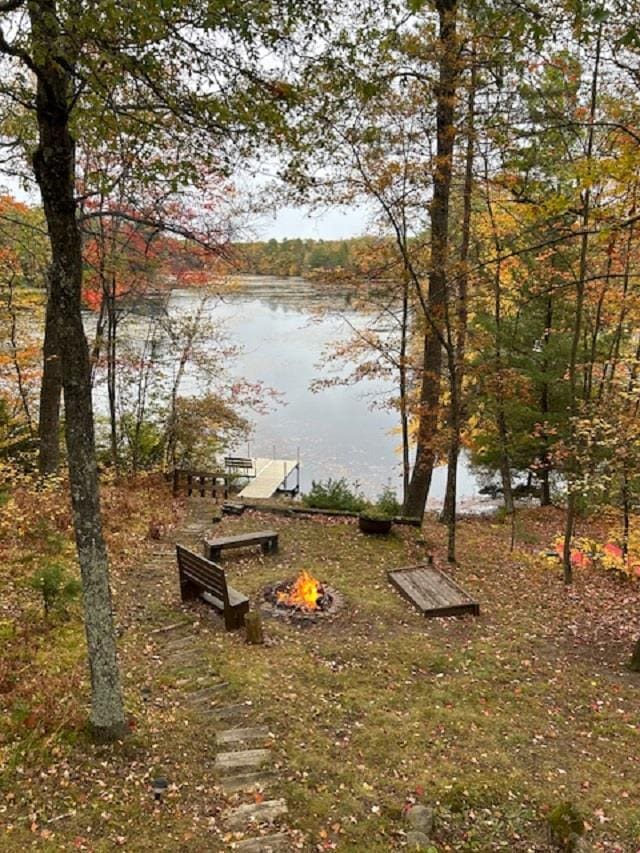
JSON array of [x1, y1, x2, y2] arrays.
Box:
[[388, 562, 479, 618], [237, 458, 299, 500]]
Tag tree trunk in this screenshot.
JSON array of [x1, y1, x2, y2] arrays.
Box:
[[540, 468, 551, 507], [405, 0, 458, 518], [485, 181, 514, 516], [497, 409, 514, 514], [441, 53, 476, 556], [399, 269, 411, 506], [6, 274, 35, 436], [630, 637, 640, 672], [405, 333, 442, 517], [539, 293, 552, 506], [38, 271, 63, 475], [561, 22, 602, 586], [106, 277, 119, 468], [30, 0, 126, 740], [622, 470, 630, 565]]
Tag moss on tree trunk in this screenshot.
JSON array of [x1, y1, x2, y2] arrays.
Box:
[[29, 0, 126, 742]]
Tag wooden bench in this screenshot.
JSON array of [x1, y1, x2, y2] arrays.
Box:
[[176, 544, 249, 631], [224, 457, 255, 476], [203, 529, 279, 562]]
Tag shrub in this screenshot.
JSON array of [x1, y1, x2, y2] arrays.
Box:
[[546, 801, 585, 851], [302, 478, 368, 512], [375, 484, 402, 517], [359, 508, 392, 521], [29, 563, 81, 619]]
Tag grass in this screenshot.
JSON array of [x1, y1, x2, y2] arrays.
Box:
[[202, 507, 640, 851], [1, 488, 639, 851]]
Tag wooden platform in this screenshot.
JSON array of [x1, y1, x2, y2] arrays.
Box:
[[388, 563, 479, 618], [237, 458, 298, 499]]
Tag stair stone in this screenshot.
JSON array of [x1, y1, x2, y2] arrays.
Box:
[[226, 798, 288, 830]]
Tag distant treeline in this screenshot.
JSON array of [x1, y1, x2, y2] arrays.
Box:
[[232, 237, 373, 277]]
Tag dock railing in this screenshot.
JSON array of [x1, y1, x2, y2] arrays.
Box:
[[172, 468, 231, 500]]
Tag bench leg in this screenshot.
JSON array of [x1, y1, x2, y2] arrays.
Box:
[[224, 601, 250, 631], [261, 537, 278, 555], [179, 577, 200, 603], [203, 542, 222, 562]]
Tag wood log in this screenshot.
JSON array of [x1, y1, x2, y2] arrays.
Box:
[[245, 611, 264, 645]]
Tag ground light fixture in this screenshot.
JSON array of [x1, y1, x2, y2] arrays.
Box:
[[151, 777, 168, 802]]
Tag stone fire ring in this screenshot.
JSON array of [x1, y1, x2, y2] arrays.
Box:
[[261, 579, 344, 624]]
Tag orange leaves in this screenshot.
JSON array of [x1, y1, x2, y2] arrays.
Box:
[[549, 535, 640, 580], [82, 286, 102, 311]]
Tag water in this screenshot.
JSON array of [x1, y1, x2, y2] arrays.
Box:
[[94, 275, 487, 507]]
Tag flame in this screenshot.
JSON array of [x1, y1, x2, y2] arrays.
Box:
[[277, 570, 322, 611]]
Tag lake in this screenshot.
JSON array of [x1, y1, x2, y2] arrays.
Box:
[[96, 275, 487, 508]]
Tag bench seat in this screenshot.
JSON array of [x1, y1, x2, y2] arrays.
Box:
[[201, 586, 250, 611], [176, 544, 249, 631]]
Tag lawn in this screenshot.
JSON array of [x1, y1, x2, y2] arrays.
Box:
[[1, 488, 639, 851]]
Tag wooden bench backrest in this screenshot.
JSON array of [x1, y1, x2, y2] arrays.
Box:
[[176, 545, 228, 606], [224, 457, 254, 470]]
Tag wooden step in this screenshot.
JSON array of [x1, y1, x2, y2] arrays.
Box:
[[220, 769, 276, 793], [216, 726, 270, 746], [226, 798, 288, 830], [233, 834, 290, 852], [215, 749, 271, 774]]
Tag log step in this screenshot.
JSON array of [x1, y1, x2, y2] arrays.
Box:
[[226, 798, 288, 830], [210, 703, 253, 720], [216, 726, 270, 746], [215, 749, 271, 774], [149, 620, 193, 638], [233, 834, 290, 852], [165, 635, 197, 652], [220, 770, 276, 793], [166, 653, 200, 668], [185, 683, 229, 704]]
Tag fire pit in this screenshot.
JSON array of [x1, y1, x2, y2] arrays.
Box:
[[262, 570, 342, 623]]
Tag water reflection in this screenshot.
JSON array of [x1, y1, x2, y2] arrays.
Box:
[[93, 275, 486, 505], [170, 276, 484, 506]]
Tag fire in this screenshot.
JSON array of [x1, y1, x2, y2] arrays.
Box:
[[277, 570, 322, 611]]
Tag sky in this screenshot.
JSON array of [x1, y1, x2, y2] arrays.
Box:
[[2, 168, 373, 242]]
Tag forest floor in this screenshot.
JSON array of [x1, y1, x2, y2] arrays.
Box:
[[1, 477, 639, 851]]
